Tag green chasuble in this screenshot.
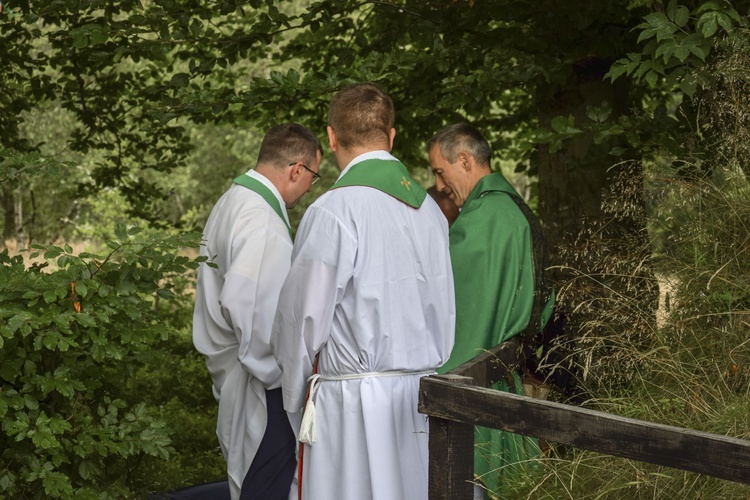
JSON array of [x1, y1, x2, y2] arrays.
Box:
[[438, 173, 554, 497], [331, 158, 426, 208], [233, 173, 292, 237]]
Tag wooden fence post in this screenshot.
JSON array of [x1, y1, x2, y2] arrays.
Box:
[[422, 374, 475, 500]]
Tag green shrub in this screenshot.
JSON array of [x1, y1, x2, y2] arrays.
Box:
[[0, 226, 206, 498]]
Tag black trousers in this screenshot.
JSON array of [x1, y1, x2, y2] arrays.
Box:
[[239, 388, 296, 500]]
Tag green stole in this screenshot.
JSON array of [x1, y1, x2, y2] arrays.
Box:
[[331, 158, 426, 208], [233, 174, 292, 237]]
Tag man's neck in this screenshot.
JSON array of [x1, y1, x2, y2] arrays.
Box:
[[254, 165, 287, 201], [471, 167, 493, 186], [335, 145, 390, 172]]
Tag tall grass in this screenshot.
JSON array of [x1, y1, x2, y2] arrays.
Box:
[[503, 38, 750, 498], [497, 166, 750, 499]]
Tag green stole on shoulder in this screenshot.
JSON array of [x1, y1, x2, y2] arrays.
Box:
[[233, 174, 292, 237], [331, 158, 426, 208]]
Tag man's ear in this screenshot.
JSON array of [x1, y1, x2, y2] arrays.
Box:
[[457, 151, 472, 172], [388, 128, 396, 151], [327, 126, 338, 152], [289, 162, 302, 183]]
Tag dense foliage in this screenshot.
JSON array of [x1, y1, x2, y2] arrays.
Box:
[[2, 0, 750, 497], [0, 227, 223, 497]]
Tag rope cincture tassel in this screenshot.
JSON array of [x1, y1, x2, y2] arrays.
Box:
[[298, 374, 321, 445]]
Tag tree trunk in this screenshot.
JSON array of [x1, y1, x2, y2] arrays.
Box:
[[535, 57, 659, 389], [1, 185, 15, 244], [536, 56, 637, 281], [14, 185, 26, 249]]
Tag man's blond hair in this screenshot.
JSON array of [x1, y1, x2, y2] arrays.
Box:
[[327, 82, 394, 150]]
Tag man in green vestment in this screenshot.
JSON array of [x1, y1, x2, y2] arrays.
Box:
[[428, 123, 554, 498]]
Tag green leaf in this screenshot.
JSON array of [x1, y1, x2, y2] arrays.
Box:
[[681, 33, 709, 59], [698, 12, 719, 37], [550, 116, 569, 133], [43, 289, 58, 304], [655, 40, 677, 63], [49, 416, 71, 434], [716, 13, 733, 33], [695, 1, 721, 14], [642, 12, 678, 43], [79, 460, 91, 480], [605, 58, 630, 81], [189, 19, 203, 38], [24, 394, 39, 411], [586, 103, 612, 123], [42, 332, 60, 350], [73, 313, 97, 328], [170, 73, 190, 88], [42, 471, 72, 497], [674, 45, 690, 63], [90, 26, 109, 45], [115, 224, 128, 241], [724, 7, 742, 23], [72, 33, 88, 49], [680, 77, 698, 98], [8, 312, 32, 333], [672, 6, 690, 28], [44, 248, 62, 259]]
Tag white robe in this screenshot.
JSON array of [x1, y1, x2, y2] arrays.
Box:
[[271, 151, 456, 500], [193, 169, 293, 500]]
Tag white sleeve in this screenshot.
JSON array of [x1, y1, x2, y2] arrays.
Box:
[[220, 208, 290, 386], [271, 204, 357, 413]]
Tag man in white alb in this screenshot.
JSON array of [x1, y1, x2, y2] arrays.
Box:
[[193, 123, 322, 500], [271, 83, 455, 500]]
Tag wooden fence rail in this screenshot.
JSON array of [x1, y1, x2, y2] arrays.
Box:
[[418, 340, 750, 499]]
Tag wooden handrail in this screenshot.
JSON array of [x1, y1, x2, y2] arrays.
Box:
[[445, 338, 523, 388], [419, 342, 750, 499]]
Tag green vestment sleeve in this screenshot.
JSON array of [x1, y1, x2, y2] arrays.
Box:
[[439, 173, 552, 496], [439, 174, 537, 373]]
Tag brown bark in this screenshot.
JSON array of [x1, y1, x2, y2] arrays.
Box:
[[536, 56, 636, 281], [1, 185, 15, 242]]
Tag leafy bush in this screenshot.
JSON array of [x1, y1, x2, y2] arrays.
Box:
[[0, 226, 209, 498]]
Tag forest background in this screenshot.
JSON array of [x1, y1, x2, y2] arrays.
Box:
[[1, 0, 749, 498]]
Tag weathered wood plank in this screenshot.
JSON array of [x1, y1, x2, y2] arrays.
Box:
[[428, 416, 474, 500], [446, 338, 522, 388], [420, 376, 750, 485]]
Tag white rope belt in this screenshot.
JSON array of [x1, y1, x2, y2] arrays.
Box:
[[298, 369, 434, 445]]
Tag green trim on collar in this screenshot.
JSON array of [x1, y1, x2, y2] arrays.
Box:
[[233, 174, 292, 237], [332, 158, 426, 208]]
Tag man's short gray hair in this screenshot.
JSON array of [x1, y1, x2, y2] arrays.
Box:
[[427, 123, 492, 166]]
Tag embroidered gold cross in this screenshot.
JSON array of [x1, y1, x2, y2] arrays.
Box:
[[400, 176, 411, 190]]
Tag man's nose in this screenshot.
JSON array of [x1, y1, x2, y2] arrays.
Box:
[[435, 176, 445, 192]]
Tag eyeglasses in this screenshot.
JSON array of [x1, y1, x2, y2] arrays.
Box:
[[289, 162, 321, 185]]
